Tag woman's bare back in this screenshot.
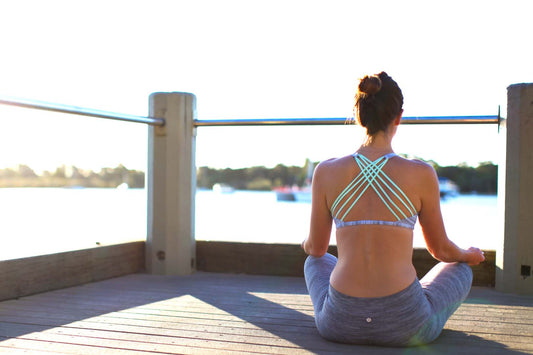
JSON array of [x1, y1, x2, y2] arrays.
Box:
[[317, 154, 431, 297]]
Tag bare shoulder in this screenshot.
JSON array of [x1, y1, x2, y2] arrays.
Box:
[[396, 156, 437, 178], [314, 155, 353, 177], [389, 157, 439, 196]]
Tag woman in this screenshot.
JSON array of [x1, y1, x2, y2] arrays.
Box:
[[301, 72, 485, 346]]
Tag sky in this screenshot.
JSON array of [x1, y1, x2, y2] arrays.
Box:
[[0, 0, 531, 172]]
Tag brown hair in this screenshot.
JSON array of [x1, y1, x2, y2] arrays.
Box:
[[354, 72, 403, 135]]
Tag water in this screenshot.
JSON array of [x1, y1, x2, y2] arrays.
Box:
[[195, 189, 312, 244], [0, 188, 499, 261], [196, 190, 500, 250], [0, 188, 147, 260]]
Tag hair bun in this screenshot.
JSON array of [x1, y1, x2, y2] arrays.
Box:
[[358, 75, 382, 95]]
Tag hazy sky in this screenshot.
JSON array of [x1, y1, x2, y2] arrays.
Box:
[[0, 0, 531, 171]]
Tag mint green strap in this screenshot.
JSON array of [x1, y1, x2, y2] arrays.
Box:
[[331, 154, 416, 221], [332, 155, 387, 220], [356, 156, 405, 220], [357, 155, 417, 217]]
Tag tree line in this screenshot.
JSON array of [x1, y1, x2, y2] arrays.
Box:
[[197, 164, 310, 191], [1, 159, 498, 194], [0, 164, 144, 188], [198, 160, 498, 194], [434, 162, 497, 194]]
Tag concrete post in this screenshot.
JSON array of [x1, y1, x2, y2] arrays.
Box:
[[146, 92, 196, 275], [496, 83, 533, 294]]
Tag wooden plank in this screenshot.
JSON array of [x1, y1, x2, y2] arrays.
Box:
[[196, 241, 496, 286], [0, 304, 316, 331], [0, 322, 308, 354], [0, 335, 245, 355], [0, 242, 144, 301], [0, 343, 65, 355], [0, 272, 531, 355], [0, 319, 311, 350], [0, 314, 314, 341], [0, 240, 498, 304], [2, 305, 531, 350], [3, 286, 313, 312]]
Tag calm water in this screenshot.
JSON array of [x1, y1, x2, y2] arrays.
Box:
[[0, 188, 147, 261], [0, 188, 499, 261], [195, 190, 500, 250]]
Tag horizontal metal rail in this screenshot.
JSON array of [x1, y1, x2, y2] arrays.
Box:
[[194, 115, 500, 127], [0, 96, 165, 126], [0, 96, 500, 128]]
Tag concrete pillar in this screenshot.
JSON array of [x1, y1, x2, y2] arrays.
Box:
[[146, 92, 196, 275], [496, 83, 533, 294]]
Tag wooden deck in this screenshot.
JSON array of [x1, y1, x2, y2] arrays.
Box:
[[0, 272, 532, 354]]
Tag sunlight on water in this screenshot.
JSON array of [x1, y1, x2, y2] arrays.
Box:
[[0, 188, 146, 260], [1, 188, 498, 261], [195, 190, 499, 250]]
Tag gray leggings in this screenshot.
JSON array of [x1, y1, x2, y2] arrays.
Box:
[[304, 253, 473, 346]]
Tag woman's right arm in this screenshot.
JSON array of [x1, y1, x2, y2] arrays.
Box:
[[418, 164, 485, 266], [302, 161, 333, 257]]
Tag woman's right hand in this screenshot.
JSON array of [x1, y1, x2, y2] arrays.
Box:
[[464, 247, 485, 266]]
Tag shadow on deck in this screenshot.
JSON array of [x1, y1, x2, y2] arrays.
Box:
[[1, 272, 532, 354]]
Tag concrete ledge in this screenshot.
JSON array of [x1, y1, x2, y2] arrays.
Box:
[[0, 241, 145, 301], [196, 241, 496, 287]]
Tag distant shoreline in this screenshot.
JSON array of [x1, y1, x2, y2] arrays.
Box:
[[1, 160, 498, 194], [0, 164, 145, 189], [198, 161, 499, 194]]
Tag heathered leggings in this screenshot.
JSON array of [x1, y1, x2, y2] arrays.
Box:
[[304, 253, 472, 346]]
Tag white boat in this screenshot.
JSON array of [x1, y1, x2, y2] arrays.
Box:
[[438, 177, 459, 197], [275, 186, 311, 202], [212, 183, 235, 193]]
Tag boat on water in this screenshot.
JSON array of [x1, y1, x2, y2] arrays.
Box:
[[275, 176, 459, 202], [438, 177, 459, 198], [212, 183, 235, 193], [274, 186, 312, 202], [274, 161, 459, 202], [275, 159, 314, 202]]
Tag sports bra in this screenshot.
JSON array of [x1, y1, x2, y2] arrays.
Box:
[[330, 152, 418, 230]]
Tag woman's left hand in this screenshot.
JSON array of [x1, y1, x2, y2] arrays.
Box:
[[301, 239, 307, 253], [464, 247, 485, 266]]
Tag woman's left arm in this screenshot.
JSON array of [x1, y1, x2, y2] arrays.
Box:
[[302, 162, 333, 256]]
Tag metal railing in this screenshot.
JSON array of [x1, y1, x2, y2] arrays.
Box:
[[1, 96, 500, 127], [194, 115, 500, 127], [0, 93, 511, 280], [0, 96, 165, 126], [2, 91, 530, 294]]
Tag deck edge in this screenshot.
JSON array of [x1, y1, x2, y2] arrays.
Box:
[[196, 241, 496, 287], [0, 241, 145, 301]]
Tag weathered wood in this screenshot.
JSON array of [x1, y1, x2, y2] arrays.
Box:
[[147, 92, 196, 276], [0, 273, 531, 355], [0, 242, 144, 301], [196, 241, 496, 287], [497, 82, 533, 295], [0, 240, 496, 304]]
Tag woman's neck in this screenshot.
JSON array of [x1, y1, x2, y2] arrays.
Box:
[[358, 132, 394, 155]]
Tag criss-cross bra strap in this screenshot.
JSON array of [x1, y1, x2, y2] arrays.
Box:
[[356, 154, 417, 218], [331, 153, 417, 222], [331, 156, 388, 221]]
